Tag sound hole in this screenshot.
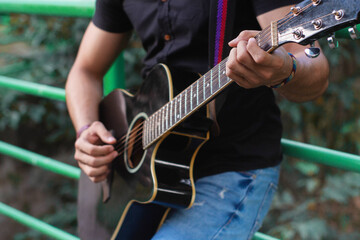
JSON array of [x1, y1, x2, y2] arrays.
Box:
[[125, 115, 146, 173]]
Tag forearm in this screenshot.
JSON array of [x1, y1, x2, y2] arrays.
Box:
[[65, 68, 103, 131], [275, 44, 329, 103], [65, 23, 131, 131]]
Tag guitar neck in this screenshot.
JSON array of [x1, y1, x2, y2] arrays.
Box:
[[143, 59, 230, 148], [142, 23, 279, 148]]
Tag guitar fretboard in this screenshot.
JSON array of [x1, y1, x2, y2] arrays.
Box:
[[142, 21, 278, 148], [143, 59, 232, 148]]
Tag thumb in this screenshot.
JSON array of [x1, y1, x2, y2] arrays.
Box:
[[93, 122, 117, 144]]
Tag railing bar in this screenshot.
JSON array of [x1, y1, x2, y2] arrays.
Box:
[[0, 0, 95, 18], [0, 141, 80, 179], [252, 232, 280, 240], [282, 138, 360, 173], [0, 75, 65, 101], [0, 202, 80, 240]]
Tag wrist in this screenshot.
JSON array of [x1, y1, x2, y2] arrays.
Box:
[[76, 123, 91, 139], [270, 53, 297, 89]]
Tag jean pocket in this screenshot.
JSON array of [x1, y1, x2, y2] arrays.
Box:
[[247, 182, 278, 240]]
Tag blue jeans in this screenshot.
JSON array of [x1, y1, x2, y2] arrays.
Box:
[[152, 164, 280, 240]]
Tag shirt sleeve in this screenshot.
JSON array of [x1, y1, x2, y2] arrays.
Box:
[[92, 0, 133, 33], [252, 0, 302, 16]]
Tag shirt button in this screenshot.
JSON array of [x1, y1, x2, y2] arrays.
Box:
[[164, 34, 171, 41]]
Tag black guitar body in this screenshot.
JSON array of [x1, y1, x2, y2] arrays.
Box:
[[98, 64, 210, 239]]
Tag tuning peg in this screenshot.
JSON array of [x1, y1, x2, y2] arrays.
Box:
[[327, 35, 339, 49], [305, 42, 321, 58], [290, 7, 301, 16], [311, 0, 321, 6], [348, 26, 359, 40]]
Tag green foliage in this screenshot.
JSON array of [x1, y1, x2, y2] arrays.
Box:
[[0, 15, 89, 146], [261, 38, 360, 239], [0, 14, 144, 239]]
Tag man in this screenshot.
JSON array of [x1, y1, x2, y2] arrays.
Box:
[[66, 0, 329, 239]]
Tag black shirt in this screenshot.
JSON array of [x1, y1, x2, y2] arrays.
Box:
[[93, 0, 300, 179]]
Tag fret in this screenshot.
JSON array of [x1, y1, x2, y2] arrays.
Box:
[[184, 90, 187, 116], [190, 84, 193, 110], [143, 120, 147, 146], [158, 110, 162, 136], [161, 107, 164, 134], [158, 110, 162, 135], [174, 97, 177, 124], [170, 101, 173, 127], [179, 94, 182, 120], [218, 64, 221, 88], [156, 112, 160, 138], [203, 75, 206, 101], [210, 69, 213, 94], [147, 120, 150, 146], [196, 80, 199, 106], [154, 112, 158, 139], [150, 116, 154, 142], [165, 103, 169, 130]]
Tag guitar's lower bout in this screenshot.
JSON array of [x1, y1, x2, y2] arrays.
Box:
[[98, 64, 210, 240]]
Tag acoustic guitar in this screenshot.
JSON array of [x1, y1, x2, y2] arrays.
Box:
[[96, 0, 359, 239]]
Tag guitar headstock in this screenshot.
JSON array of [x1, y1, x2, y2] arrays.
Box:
[[278, 0, 359, 46], [256, 0, 360, 52]]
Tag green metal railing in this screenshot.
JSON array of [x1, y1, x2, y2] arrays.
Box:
[[0, 1, 359, 240], [0, 0, 95, 18], [0, 203, 80, 240], [0, 141, 80, 179]]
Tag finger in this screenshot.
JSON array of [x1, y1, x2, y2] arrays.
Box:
[[90, 121, 117, 144], [226, 52, 250, 88], [75, 149, 118, 167], [89, 171, 110, 183], [78, 161, 111, 179], [75, 137, 115, 156], [246, 38, 272, 66], [229, 30, 259, 47], [226, 48, 260, 88], [235, 40, 257, 67]]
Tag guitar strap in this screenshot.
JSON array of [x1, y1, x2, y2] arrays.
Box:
[[208, 0, 236, 136]]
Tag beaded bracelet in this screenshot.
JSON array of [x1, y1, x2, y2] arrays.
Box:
[[76, 124, 91, 139], [270, 53, 297, 89]]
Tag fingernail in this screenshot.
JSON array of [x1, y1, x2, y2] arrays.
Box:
[[249, 38, 257, 44], [108, 136, 116, 142]]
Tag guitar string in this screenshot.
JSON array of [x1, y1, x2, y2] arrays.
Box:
[[112, 60, 230, 154], [256, 3, 314, 45], [275, 12, 336, 39], [111, 3, 317, 155], [254, 4, 312, 44]]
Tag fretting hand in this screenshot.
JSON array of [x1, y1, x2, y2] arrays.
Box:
[[226, 30, 293, 89]]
